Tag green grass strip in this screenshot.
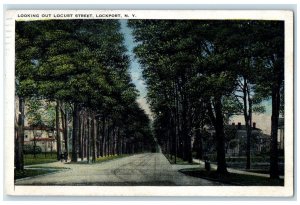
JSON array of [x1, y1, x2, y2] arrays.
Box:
[[15, 169, 57, 180], [164, 154, 198, 165], [24, 153, 58, 165], [180, 168, 284, 186], [96, 154, 130, 163]]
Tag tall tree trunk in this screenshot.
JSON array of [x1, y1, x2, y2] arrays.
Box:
[[96, 120, 100, 158], [78, 113, 82, 160], [65, 107, 69, 157], [270, 55, 284, 179], [61, 104, 69, 158], [60, 106, 65, 151], [16, 97, 25, 171], [245, 119, 252, 170], [247, 93, 253, 168], [71, 103, 79, 162], [168, 127, 172, 160], [174, 80, 179, 164], [120, 134, 123, 155], [117, 128, 121, 155], [87, 115, 90, 163], [242, 79, 252, 170], [56, 100, 61, 161], [84, 115, 88, 158], [79, 114, 84, 161], [107, 120, 110, 155], [209, 97, 228, 175], [270, 77, 281, 179], [187, 102, 193, 163], [101, 117, 105, 157], [112, 122, 115, 155], [91, 116, 97, 163], [82, 115, 86, 159], [196, 128, 203, 160]]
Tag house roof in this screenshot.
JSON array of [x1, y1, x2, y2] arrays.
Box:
[[207, 124, 261, 131], [225, 124, 262, 131], [24, 126, 63, 132], [30, 138, 55, 141]]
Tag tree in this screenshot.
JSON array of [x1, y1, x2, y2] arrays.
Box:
[[15, 21, 42, 170], [252, 22, 284, 179], [16, 19, 154, 167], [129, 20, 284, 177], [221, 22, 267, 169]]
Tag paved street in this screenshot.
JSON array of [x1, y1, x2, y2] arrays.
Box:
[[15, 153, 223, 186]]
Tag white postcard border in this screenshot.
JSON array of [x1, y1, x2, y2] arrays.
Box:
[[4, 9, 294, 197]]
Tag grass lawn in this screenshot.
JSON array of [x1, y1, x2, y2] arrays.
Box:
[[180, 168, 284, 186], [201, 155, 284, 164], [14, 168, 57, 180], [165, 154, 198, 165], [96, 154, 129, 163], [24, 153, 58, 165], [244, 169, 270, 174]]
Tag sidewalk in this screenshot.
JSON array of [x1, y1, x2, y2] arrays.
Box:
[[192, 159, 284, 179]]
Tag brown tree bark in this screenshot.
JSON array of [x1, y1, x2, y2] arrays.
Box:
[[107, 119, 110, 155], [117, 128, 121, 155], [111, 122, 115, 155], [71, 103, 79, 162], [15, 97, 25, 171], [60, 104, 69, 158], [87, 115, 90, 163], [269, 47, 284, 178], [83, 115, 87, 159], [91, 116, 97, 163], [101, 117, 106, 157], [215, 98, 228, 174], [56, 100, 61, 161], [207, 98, 228, 175], [96, 119, 101, 158], [79, 114, 84, 161], [242, 78, 252, 170], [270, 71, 282, 179]]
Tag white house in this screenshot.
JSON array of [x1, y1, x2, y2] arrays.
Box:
[[24, 125, 64, 153]]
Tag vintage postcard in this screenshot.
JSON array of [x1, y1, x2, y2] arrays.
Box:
[[4, 10, 293, 196]]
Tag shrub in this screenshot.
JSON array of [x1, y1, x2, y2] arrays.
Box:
[[23, 144, 42, 154]]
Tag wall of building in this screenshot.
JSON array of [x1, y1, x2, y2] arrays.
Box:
[[24, 129, 64, 152]]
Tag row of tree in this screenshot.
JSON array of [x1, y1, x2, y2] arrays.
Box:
[[15, 20, 155, 170], [129, 20, 284, 178]]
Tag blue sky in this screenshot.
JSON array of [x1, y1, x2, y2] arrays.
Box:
[[119, 20, 152, 117], [119, 20, 147, 98]]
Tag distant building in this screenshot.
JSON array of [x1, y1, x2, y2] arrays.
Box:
[[24, 125, 64, 153], [15, 96, 66, 153], [206, 122, 271, 157]]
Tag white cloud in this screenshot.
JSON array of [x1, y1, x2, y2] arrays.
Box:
[[130, 71, 140, 81], [136, 97, 153, 120]]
